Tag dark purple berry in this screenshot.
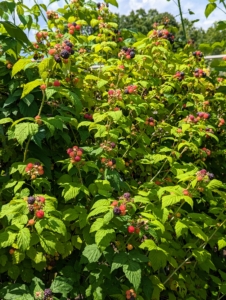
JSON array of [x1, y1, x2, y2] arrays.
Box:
[[148, 117, 154, 122], [34, 161, 41, 166], [202, 72, 206, 77], [113, 207, 121, 215], [208, 173, 214, 180], [60, 50, 70, 59], [192, 52, 196, 56], [44, 288, 52, 299], [111, 159, 116, 165], [123, 192, 131, 199], [111, 142, 116, 148], [97, 2, 101, 8], [65, 41, 73, 48], [124, 89, 129, 94], [70, 49, 75, 55], [27, 196, 35, 204], [122, 46, 128, 52], [130, 51, 135, 58], [54, 55, 61, 63]]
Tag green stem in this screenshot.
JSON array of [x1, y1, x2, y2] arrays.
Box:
[[23, 136, 31, 162], [177, 0, 186, 41], [163, 218, 226, 285], [38, 90, 46, 116]]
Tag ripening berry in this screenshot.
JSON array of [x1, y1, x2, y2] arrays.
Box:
[[53, 80, 60, 87], [36, 210, 44, 219], [176, 212, 181, 218], [183, 189, 189, 196], [39, 196, 45, 203], [134, 228, 140, 234], [127, 244, 133, 250], [108, 161, 113, 167], [74, 155, 81, 162], [111, 200, 118, 207], [48, 49, 56, 55], [40, 84, 47, 90], [119, 204, 126, 211], [197, 176, 203, 181], [77, 150, 83, 157], [27, 163, 34, 169], [75, 24, 81, 30], [120, 210, 126, 216], [38, 169, 44, 175], [128, 226, 135, 233], [9, 248, 15, 255], [28, 219, 35, 226]]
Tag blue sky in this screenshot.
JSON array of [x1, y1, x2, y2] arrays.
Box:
[[22, 0, 226, 35], [109, 0, 226, 30]]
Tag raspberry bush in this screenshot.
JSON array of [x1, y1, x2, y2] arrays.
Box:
[[1, 0, 226, 299]]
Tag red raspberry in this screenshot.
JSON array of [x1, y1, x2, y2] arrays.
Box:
[[53, 80, 60, 87], [39, 196, 45, 203], [74, 156, 81, 162], [67, 148, 73, 154], [36, 210, 44, 219], [40, 84, 47, 90], [127, 226, 135, 233], [119, 204, 126, 211]]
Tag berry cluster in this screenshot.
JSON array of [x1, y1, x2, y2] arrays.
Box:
[[25, 162, 44, 180], [97, 2, 109, 9], [46, 10, 59, 20], [118, 47, 136, 59], [124, 85, 137, 94], [100, 141, 116, 151], [192, 51, 203, 58], [49, 40, 75, 64], [67, 22, 81, 34], [100, 157, 116, 168], [196, 169, 214, 182], [218, 118, 225, 127], [152, 29, 175, 43], [35, 31, 48, 43], [196, 112, 210, 119], [126, 289, 137, 300], [201, 147, 211, 156], [84, 113, 93, 120], [194, 68, 206, 78], [174, 71, 185, 81], [67, 146, 83, 163], [145, 117, 155, 126], [111, 201, 127, 216], [44, 288, 53, 300], [24, 195, 45, 220], [108, 89, 122, 101], [184, 114, 199, 124]]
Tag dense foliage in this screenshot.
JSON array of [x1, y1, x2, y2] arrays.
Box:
[[1, 0, 226, 299], [118, 6, 226, 54]]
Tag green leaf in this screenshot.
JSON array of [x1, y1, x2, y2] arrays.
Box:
[[62, 184, 80, 202], [0, 21, 32, 46], [38, 57, 54, 80], [8, 265, 20, 280], [50, 276, 73, 296], [190, 226, 208, 242], [62, 208, 79, 221], [207, 179, 223, 190], [17, 228, 30, 251], [88, 206, 109, 218], [90, 218, 104, 233], [123, 261, 141, 291], [218, 238, 226, 250], [95, 228, 115, 247], [82, 244, 102, 263], [175, 221, 188, 238], [205, 3, 217, 18], [162, 195, 183, 208], [12, 59, 31, 77], [0, 117, 13, 124], [0, 231, 17, 247], [139, 240, 157, 250], [14, 122, 39, 145], [21, 79, 43, 98], [39, 231, 57, 255]]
